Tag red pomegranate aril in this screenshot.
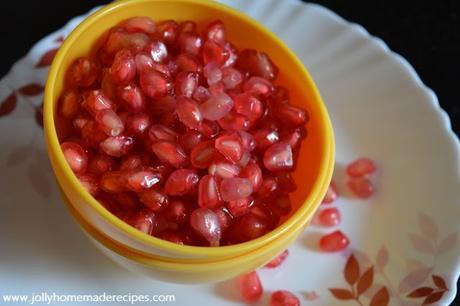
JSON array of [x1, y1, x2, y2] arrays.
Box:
[[126, 112, 151, 135], [202, 40, 229, 66], [127, 169, 162, 192], [316, 207, 341, 227], [146, 40, 168, 63], [346, 157, 376, 177], [176, 97, 203, 130], [269, 194, 292, 216], [276, 172, 297, 192], [73, 113, 90, 130], [191, 140, 216, 168], [279, 128, 304, 149], [104, 27, 128, 55], [208, 82, 225, 96], [78, 174, 99, 196], [95, 109, 124, 137], [274, 104, 308, 127], [110, 49, 136, 84], [164, 169, 199, 196], [203, 62, 223, 86], [117, 83, 146, 113], [148, 124, 178, 142], [222, 67, 243, 89], [252, 127, 279, 150], [175, 53, 202, 73], [156, 20, 178, 45], [236, 49, 278, 80], [122, 16, 155, 34], [151, 140, 187, 168], [100, 136, 134, 157], [218, 112, 251, 131], [198, 174, 222, 208], [234, 93, 264, 121], [139, 70, 172, 99], [199, 93, 233, 121], [61, 142, 88, 174], [193, 86, 211, 103], [256, 176, 278, 199], [124, 33, 150, 53], [264, 142, 293, 172], [270, 290, 300, 306], [179, 131, 203, 152], [81, 120, 107, 148], [150, 96, 176, 115], [175, 71, 199, 98], [220, 177, 253, 201], [265, 249, 289, 268], [139, 187, 169, 212], [223, 42, 238, 68], [214, 132, 243, 163], [204, 20, 225, 43], [88, 153, 116, 174], [164, 199, 190, 225], [135, 52, 154, 73], [100, 171, 129, 193], [178, 20, 197, 34], [82, 90, 114, 116], [240, 163, 263, 192], [239, 131, 256, 152], [209, 160, 240, 178], [243, 76, 274, 98], [237, 150, 251, 167], [129, 209, 156, 235], [70, 57, 98, 87], [347, 177, 374, 198], [199, 120, 221, 138], [214, 207, 233, 232], [319, 230, 350, 252], [179, 32, 203, 56], [267, 85, 290, 106], [190, 208, 221, 246], [59, 90, 80, 119], [322, 181, 338, 204], [120, 153, 143, 170], [227, 197, 253, 218], [239, 272, 263, 303]]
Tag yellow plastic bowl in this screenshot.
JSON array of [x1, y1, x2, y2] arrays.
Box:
[[44, 0, 335, 274]]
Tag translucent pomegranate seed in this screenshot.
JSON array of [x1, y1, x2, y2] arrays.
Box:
[[126, 112, 151, 135], [117, 83, 145, 113], [70, 57, 98, 87], [124, 33, 150, 53], [265, 249, 289, 268], [227, 197, 253, 218], [270, 290, 300, 306], [120, 153, 143, 170], [198, 175, 222, 208], [252, 127, 279, 151], [202, 40, 229, 66], [208, 159, 240, 178], [104, 27, 128, 55], [238, 131, 256, 152], [88, 153, 116, 174], [234, 93, 264, 121], [156, 20, 178, 45], [204, 20, 225, 43], [82, 90, 114, 116], [135, 52, 154, 73], [203, 62, 223, 86], [269, 194, 292, 216], [139, 70, 172, 99], [239, 271, 263, 303], [100, 136, 134, 157], [263, 143, 293, 172], [199, 120, 221, 138], [192, 86, 211, 103], [95, 109, 124, 137], [223, 42, 238, 68], [319, 230, 350, 252], [209, 82, 225, 96], [114, 193, 141, 212], [178, 20, 197, 34], [110, 49, 136, 84], [322, 181, 338, 204], [151, 140, 187, 168], [316, 207, 341, 227], [274, 104, 308, 127], [190, 208, 221, 246], [243, 76, 274, 99], [175, 71, 199, 98], [276, 172, 297, 192], [233, 213, 270, 242], [148, 124, 178, 142], [179, 131, 203, 152], [221, 67, 243, 90], [240, 163, 263, 192], [175, 97, 203, 130], [101, 69, 117, 100], [146, 40, 168, 63], [267, 86, 289, 106], [279, 128, 304, 149], [256, 176, 278, 198], [213, 207, 233, 233], [122, 16, 155, 34], [100, 171, 129, 193], [127, 169, 162, 192], [175, 53, 202, 73], [191, 140, 216, 168], [346, 157, 376, 177], [215, 132, 243, 163], [236, 49, 278, 80], [78, 174, 99, 196], [129, 209, 156, 235], [59, 90, 80, 119], [81, 120, 107, 148], [73, 113, 90, 130], [347, 177, 374, 198], [150, 96, 176, 115], [179, 33, 203, 56], [61, 142, 88, 174], [165, 169, 199, 196], [237, 150, 251, 168], [199, 93, 233, 121], [218, 112, 251, 131], [220, 178, 253, 201]]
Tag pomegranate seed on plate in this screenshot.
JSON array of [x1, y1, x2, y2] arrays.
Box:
[[110, 49, 136, 84], [322, 181, 338, 204], [117, 83, 146, 113], [70, 57, 98, 87], [127, 169, 162, 192], [214, 132, 243, 163], [176, 97, 203, 130], [265, 249, 289, 268], [270, 290, 300, 306], [126, 112, 151, 135], [59, 90, 80, 119], [148, 124, 178, 142], [151, 140, 187, 168], [198, 174, 222, 208], [61, 142, 88, 174], [146, 40, 168, 63], [347, 177, 374, 198], [95, 109, 124, 137], [220, 177, 253, 201], [139, 69, 172, 99], [316, 207, 341, 227], [236, 49, 278, 80], [190, 208, 221, 246], [263, 142, 293, 172], [319, 230, 350, 252], [346, 157, 376, 177], [78, 174, 99, 196], [122, 16, 155, 34], [164, 169, 199, 196], [100, 136, 134, 157], [239, 271, 263, 303], [240, 163, 263, 192]]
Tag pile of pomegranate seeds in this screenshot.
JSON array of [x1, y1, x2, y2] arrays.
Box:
[[57, 17, 309, 247]]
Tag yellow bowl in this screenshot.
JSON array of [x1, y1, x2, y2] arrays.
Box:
[[44, 0, 334, 271]]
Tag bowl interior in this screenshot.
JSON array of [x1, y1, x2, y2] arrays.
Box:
[[45, 0, 333, 255]]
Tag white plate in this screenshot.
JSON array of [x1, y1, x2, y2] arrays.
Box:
[[0, 0, 458, 305]]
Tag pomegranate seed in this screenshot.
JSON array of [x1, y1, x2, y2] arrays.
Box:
[[146, 40, 168, 63], [148, 124, 178, 142], [139, 70, 172, 99], [203, 62, 223, 86], [117, 83, 146, 113], [209, 159, 240, 178], [73, 113, 90, 130], [179, 131, 203, 152], [176, 97, 203, 130], [199, 120, 221, 138], [319, 230, 350, 252], [209, 82, 225, 96], [120, 153, 144, 170], [322, 181, 338, 204], [243, 76, 274, 99], [81, 120, 107, 148], [156, 20, 178, 45], [346, 157, 376, 177], [104, 27, 128, 55], [156, 230, 188, 245], [164, 169, 199, 196], [267, 86, 289, 106], [175, 71, 199, 98], [222, 67, 243, 89], [214, 207, 233, 233], [150, 96, 176, 115], [82, 90, 114, 116], [274, 104, 308, 127], [199, 93, 234, 121], [88, 153, 116, 174], [263, 143, 293, 172], [223, 42, 238, 68], [239, 131, 256, 152], [276, 172, 297, 192], [100, 171, 129, 193], [218, 112, 251, 131], [151, 140, 187, 168], [129, 209, 157, 235], [59, 90, 80, 119], [78, 174, 99, 196], [232, 212, 270, 242], [198, 175, 222, 208], [122, 16, 155, 34], [124, 33, 150, 53], [175, 53, 202, 73], [192, 86, 211, 103], [61, 142, 88, 174], [220, 178, 253, 201], [227, 197, 253, 218], [265, 249, 289, 268], [215, 132, 243, 163], [127, 169, 162, 192], [190, 208, 221, 246], [256, 176, 278, 198], [279, 128, 304, 149], [268, 194, 292, 216], [164, 199, 190, 225], [203, 20, 225, 43], [178, 20, 197, 34], [240, 163, 263, 192], [202, 40, 229, 66], [191, 140, 216, 168], [110, 49, 136, 84], [270, 290, 300, 306], [316, 207, 341, 227], [252, 127, 279, 151], [100, 136, 134, 157], [234, 93, 264, 121], [126, 112, 151, 135], [179, 32, 203, 56], [236, 49, 278, 80], [95, 109, 124, 137], [239, 271, 263, 303], [347, 177, 374, 198], [70, 57, 98, 87]]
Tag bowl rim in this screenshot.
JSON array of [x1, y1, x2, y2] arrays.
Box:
[[44, 0, 335, 257]]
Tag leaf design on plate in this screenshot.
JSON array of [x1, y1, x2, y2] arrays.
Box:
[[418, 212, 438, 241], [422, 291, 445, 305], [357, 266, 373, 296], [375, 246, 389, 270], [409, 233, 435, 253], [407, 287, 434, 297], [18, 83, 44, 96], [369, 287, 389, 306], [27, 162, 51, 198], [35, 102, 44, 128], [328, 288, 354, 300], [398, 267, 433, 294], [405, 258, 429, 273], [7, 146, 31, 166], [0, 92, 17, 117], [36, 48, 59, 67], [431, 275, 447, 290], [344, 254, 360, 285], [438, 232, 458, 253]]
